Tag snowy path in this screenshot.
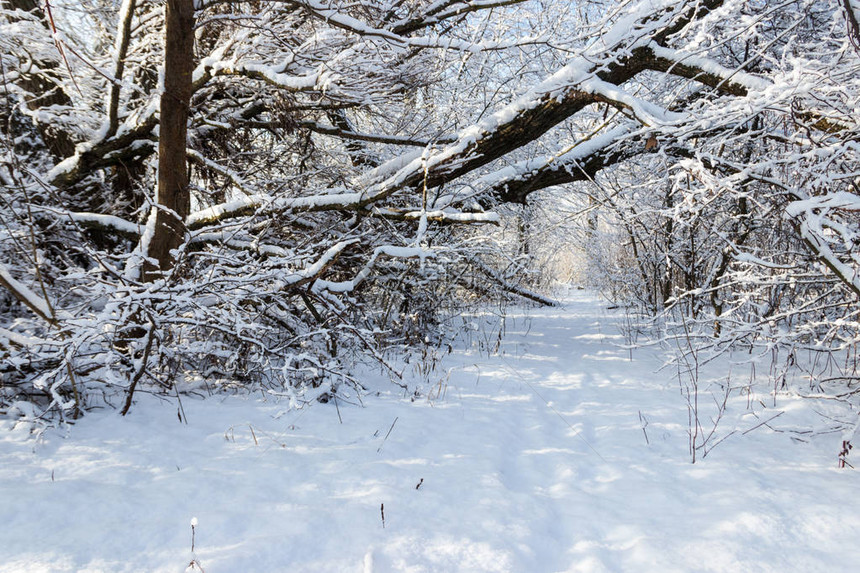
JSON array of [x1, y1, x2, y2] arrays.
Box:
[[1, 292, 859, 572]]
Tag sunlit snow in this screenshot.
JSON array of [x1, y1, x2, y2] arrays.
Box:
[[1, 292, 858, 572]]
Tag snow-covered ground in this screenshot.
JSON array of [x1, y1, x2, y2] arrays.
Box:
[[2, 291, 859, 573]]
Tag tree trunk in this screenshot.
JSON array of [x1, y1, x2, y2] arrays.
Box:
[[145, 0, 194, 279]]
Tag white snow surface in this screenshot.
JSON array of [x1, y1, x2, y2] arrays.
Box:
[[2, 291, 859, 572]]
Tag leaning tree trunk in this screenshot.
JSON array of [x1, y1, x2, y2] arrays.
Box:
[[145, 0, 194, 280]]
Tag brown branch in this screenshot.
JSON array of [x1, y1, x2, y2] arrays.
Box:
[[391, 0, 528, 36], [460, 256, 558, 307], [107, 0, 138, 138], [301, 120, 450, 147], [843, 0, 860, 53], [120, 318, 155, 416], [643, 53, 755, 98], [46, 0, 728, 196], [484, 136, 641, 204], [48, 113, 158, 188], [0, 263, 57, 325], [372, 207, 500, 225]]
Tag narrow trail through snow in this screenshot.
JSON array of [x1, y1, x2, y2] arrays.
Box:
[[1, 292, 859, 572]]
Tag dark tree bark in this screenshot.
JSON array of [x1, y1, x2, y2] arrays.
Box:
[[145, 0, 195, 279]]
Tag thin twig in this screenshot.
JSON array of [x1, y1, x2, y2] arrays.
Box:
[[121, 319, 155, 416], [742, 411, 784, 435], [377, 417, 398, 453]]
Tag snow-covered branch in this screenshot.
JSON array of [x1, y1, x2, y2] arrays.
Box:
[[313, 244, 436, 294], [390, 0, 529, 35], [463, 256, 559, 307], [787, 193, 860, 299], [30, 206, 142, 239], [280, 0, 541, 53], [300, 121, 454, 147], [372, 207, 500, 225], [0, 262, 57, 325]]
